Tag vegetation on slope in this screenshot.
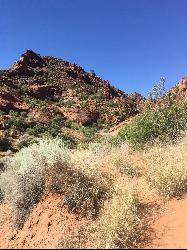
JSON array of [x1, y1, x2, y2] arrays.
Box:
[[1, 106, 187, 247], [1, 51, 187, 248], [0, 50, 144, 152], [113, 101, 187, 148]]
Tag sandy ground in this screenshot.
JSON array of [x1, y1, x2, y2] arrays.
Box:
[[0, 194, 86, 249], [147, 196, 187, 249]]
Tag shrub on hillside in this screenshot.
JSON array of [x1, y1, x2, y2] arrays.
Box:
[[118, 101, 187, 148]]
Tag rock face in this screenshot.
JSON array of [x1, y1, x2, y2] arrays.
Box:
[[128, 92, 145, 112], [28, 84, 57, 100], [178, 75, 187, 91]]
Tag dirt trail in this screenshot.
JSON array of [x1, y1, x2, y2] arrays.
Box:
[[1, 191, 187, 249], [148, 196, 187, 249]]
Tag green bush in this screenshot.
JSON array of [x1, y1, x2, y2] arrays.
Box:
[[6, 111, 26, 130], [118, 101, 187, 148]]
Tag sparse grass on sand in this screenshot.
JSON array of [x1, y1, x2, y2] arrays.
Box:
[[1, 132, 187, 248]]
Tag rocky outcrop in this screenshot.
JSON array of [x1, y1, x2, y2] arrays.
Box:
[[63, 108, 99, 126], [159, 75, 187, 106], [11, 50, 45, 74], [29, 85, 57, 100]]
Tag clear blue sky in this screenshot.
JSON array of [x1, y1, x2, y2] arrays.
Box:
[[0, 0, 187, 96]]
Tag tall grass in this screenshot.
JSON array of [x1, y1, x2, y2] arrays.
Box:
[[144, 135, 187, 197]]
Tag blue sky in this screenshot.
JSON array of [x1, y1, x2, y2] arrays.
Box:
[[0, 0, 187, 96]]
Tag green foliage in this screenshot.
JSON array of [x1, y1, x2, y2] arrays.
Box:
[[26, 116, 76, 148], [26, 123, 46, 136], [81, 126, 99, 143], [6, 111, 26, 130], [118, 101, 187, 148], [63, 119, 73, 128], [64, 99, 76, 107], [23, 96, 48, 109], [80, 93, 89, 101]]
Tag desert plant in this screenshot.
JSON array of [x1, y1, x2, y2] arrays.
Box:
[[118, 101, 187, 148], [0, 136, 12, 152], [0, 138, 70, 228], [0, 138, 107, 228], [145, 137, 187, 197], [58, 184, 141, 249], [113, 157, 140, 177]]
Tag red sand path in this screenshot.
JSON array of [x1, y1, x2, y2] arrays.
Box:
[[147, 196, 187, 249]]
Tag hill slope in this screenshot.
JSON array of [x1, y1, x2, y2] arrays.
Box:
[[0, 50, 144, 150]]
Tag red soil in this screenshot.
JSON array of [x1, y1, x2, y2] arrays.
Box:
[[147, 196, 187, 249], [0, 194, 86, 249], [1, 192, 187, 249]]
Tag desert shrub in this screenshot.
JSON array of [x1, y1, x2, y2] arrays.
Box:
[[6, 112, 26, 130], [17, 134, 38, 149], [64, 99, 76, 108], [0, 138, 70, 228], [57, 134, 76, 148], [145, 136, 187, 197], [113, 157, 141, 177], [26, 123, 46, 136], [94, 185, 141, 248], [23, 96, 48, 109], [70, 142, 144, 247], [59, 183, 141, 249], [0, 136, 12, 152], [118, 101, 187, 148], [0, 138, 107, 228]]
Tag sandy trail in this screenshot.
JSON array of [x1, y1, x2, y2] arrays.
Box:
[[148, 196, 187, 249]]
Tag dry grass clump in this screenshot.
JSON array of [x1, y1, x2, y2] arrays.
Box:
[[144, 135, 187, 197], [92, 181, 141, 249], [59, 143, 144, 249], [59, 181, 142, 249], [71, 142, 142, 188]]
